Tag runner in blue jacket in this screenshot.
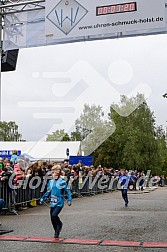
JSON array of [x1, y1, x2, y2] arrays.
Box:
[[118, 169, 130, 207], [40, 165, 72, 238]]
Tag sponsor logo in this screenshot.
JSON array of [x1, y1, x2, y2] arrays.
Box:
[[46, 0, 88, 35]]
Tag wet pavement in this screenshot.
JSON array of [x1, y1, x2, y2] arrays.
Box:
[[0, 187, 167, 252]]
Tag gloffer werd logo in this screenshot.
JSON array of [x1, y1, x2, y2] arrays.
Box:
[[46, 0, 88, 35]]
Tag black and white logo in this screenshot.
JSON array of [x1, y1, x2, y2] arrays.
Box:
[[46, 0, 88, 35]]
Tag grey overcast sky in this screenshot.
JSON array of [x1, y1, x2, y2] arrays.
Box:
[[1, 34, 167, 141]]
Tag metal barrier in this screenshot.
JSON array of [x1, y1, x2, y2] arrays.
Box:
[[0, 175, 118, 214], [1, 173, 160, 214], [0, 178, 44, 214], [70, 175, 118, 197]]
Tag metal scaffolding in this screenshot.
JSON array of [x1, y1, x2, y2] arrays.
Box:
[[0, 0, 45, 119], [0, 0, 45, 15]]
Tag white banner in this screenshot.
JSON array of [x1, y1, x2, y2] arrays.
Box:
[[45, 0, 165, 38], [3, 0, 166, 50]]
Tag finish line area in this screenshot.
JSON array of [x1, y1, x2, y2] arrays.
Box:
[[0, 235, 167, 248], [0, 187, 167, 251]]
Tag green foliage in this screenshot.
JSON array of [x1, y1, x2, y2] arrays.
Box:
[[75, 104, 105, 140], [76, 94, 167, 175], [46, 94, 167, 176], [0, 121, 22, 141], [46, 129, 71, 141], [103, 94, 162, 173], [70, 131, 82, 141], [155, 126, 167, 176], [74, 104, 114, 155]]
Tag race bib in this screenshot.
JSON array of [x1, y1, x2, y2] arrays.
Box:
[[51, 195, 58, 204]]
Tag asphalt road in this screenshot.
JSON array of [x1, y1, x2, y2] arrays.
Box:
[[0, 187, 167, 252]]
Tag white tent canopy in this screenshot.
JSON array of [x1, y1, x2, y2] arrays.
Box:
[[0, 141, 81, 161]]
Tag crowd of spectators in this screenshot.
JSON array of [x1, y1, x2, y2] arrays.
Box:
[[0, 150, 165, 214], [0, 151, 155, 191]]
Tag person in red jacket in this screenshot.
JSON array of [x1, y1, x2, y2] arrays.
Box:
[[13, 164, 25, 186]]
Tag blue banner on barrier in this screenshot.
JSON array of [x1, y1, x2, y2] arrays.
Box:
[[0, 150, 21, 159], [69, 156, 93, 166]]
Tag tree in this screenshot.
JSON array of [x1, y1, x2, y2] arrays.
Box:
[[108, 94, 162, 172], [154, 125, 167, 176], [0, 121, 22, 141], [46, 129, 71, 141], [93, 94, 163, 173], [69, 95, 167, 174], [70, 131, 82, 141], [74, 104, 114, 156], [75, 104, 105, 140]]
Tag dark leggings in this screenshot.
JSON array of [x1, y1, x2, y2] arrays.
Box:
[[0, 199, 4, 213], [121, 189, 128, 204], [50, 206, 63, 232]]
